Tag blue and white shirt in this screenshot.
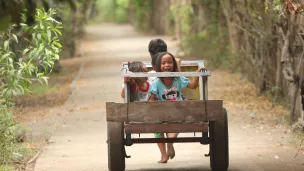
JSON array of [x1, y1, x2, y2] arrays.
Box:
[[150, 77, 189, 101]]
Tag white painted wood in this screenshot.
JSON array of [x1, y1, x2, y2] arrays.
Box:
[[141, 60, 205, 68], [122, 72, 211, 77]]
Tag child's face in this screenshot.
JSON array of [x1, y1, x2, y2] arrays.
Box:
[[160, 54, 174, 72]]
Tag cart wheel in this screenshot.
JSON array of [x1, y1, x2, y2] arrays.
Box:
[[107, 122, 125, 171], [209, 107, 229, 171]]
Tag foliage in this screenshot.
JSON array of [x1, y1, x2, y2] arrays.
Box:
[[0, 0, 37, 30], [181, 25, 231, 69], [0, 165, 14, 171], [132, 0, 152, 30], [0, 8, 62, 98], [0, 8, 62, 166], [169, 3, 193, 34], [173, 1, 232, 69], [98, 0, 129, 23], [115, 0, 129, 23]]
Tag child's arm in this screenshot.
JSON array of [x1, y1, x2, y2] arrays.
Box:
[[120, 71, 133, 98], [121, 87, 125, 98], [187, 67, 206, 89]]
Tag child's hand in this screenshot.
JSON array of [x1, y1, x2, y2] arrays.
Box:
[[124, 77, 130, 83], [196, 67, 207, 72]]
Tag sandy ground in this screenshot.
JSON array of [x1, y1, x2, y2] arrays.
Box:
[[23, 23, 304, 171]]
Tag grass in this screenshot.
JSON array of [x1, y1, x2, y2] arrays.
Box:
[[0, 165, 14, 171], [0, 143, 38, 171], [289, 129, 304, 149]]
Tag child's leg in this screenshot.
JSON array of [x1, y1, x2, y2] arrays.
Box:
[[166, 133, 178, 159], [157, 142, 168, 163], [154, 133, 168, 163]]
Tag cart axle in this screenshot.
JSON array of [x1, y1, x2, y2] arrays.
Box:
[[125, 137, 210, 145]]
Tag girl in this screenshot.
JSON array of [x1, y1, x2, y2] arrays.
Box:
[[121, 61, 150, 102], [148, 39, 182, 83], [149, 52, 205, 163]]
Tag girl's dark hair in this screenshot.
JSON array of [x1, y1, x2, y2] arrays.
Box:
[[155, 52, 178, 72], [148, 39, 167, 55], [128, 61, 144, 72], [151, 52, 160, 67]]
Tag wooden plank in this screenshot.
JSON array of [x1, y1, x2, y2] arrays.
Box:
[[121, 72, 211, 78], [124, 123, 208, 133], [106, 100, 223, 122]]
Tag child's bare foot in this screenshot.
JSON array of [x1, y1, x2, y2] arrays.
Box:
[[158, 154, 169, 163], [167, 143, 175, 159]]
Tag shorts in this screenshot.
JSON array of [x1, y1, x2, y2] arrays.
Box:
[[154, 133, 164, 138]]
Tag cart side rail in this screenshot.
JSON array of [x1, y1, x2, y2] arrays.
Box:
[[106, 100, 223, 123], [121, 71, 210, 78]]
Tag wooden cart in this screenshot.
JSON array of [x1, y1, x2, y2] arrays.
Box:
[[106, 60, 229, 171]]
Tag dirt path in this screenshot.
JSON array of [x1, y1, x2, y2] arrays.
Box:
[[30, 23, 304, 171]]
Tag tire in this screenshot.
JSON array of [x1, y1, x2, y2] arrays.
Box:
[[107, 122, 125, 171], [209, 107, 229, 171]]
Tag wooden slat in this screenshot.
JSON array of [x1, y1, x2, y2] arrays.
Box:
[[121, 72, 211, 77], [106, 100, 223, 122]]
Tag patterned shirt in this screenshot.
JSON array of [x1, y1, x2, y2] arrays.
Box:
[[150, 77, 189, 101]]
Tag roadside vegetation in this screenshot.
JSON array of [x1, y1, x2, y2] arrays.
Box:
[[0, 8, 62, 170]]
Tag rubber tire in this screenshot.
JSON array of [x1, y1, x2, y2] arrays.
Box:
[[107, 122, 125, 171], [209, 108, 229, 171]]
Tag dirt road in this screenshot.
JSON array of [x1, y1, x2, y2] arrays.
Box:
[[32, 24, 304, 171]]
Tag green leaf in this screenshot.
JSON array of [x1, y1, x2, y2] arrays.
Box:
[[47, 30, 51, 41], [12, 34, 18, 43], [53, 28, 62, 36], [8, 57, 13, 64], [40, 22, 45, 29], [16, 85, 25, 95], [23, 48, 30, 55], [37, 33, 42, 40], [53, 41, 62, 48], [20, 23, 27, 27], [4, 40, 9, 50], [55, 25, 63, 29], [41, 76, 49, 85], [2, 53, 10, 59], [54, 54, 59, 60]]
